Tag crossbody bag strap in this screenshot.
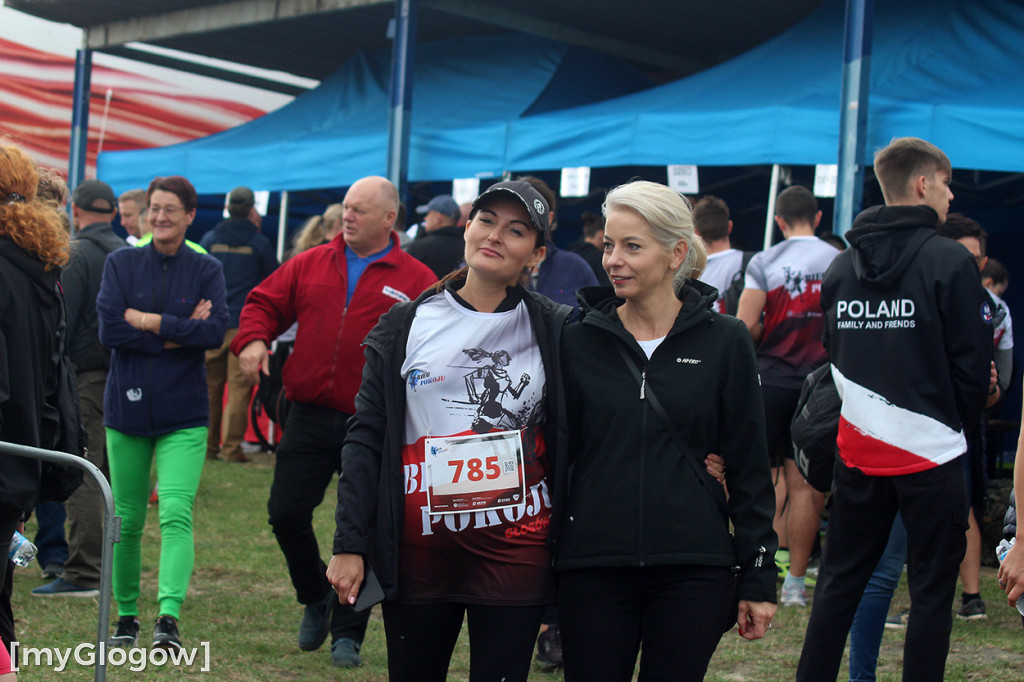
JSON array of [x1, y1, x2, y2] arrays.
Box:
[[613, 341, 730, 518]]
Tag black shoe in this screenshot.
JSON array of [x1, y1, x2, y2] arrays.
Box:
[[153, 615, 182, 650], [298, 590, 333, 651], [109, 617, 140, 648], [535, 625, 563, 671]]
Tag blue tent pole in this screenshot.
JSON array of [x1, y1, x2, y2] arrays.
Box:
[[69, 48, 93, 193], [386, 0, 418, 197], [833, 0, 874, 237]]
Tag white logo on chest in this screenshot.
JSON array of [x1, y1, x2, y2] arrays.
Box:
[[676, 358, 701, 365], [126, 388, 143, 402]]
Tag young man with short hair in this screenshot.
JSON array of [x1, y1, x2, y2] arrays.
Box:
[[797, 137, 993, 681], [737, 186, 840, 607]]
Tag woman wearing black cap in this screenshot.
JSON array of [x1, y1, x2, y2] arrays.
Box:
[[328, 180, 572, 680]]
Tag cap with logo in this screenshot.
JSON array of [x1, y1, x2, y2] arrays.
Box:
[[72, 179, 117, 214], [471, 180, 550, 237], [415, 194, 461, 221]]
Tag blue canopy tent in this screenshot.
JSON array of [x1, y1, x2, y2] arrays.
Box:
[[96, 33, 651, 194], [505, 0, 1024, 174]]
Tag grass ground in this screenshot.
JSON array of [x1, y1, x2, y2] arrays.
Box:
[[10, 451, 1024, 680]]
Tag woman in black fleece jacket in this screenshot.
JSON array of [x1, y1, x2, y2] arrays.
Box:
[[556, 181, 778, 681]]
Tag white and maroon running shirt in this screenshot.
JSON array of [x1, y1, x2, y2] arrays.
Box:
[[700, 248, 745, 314], [745, 236, 840, 388], [396, 290, 554, 604], [990, 291, 1014, 351]]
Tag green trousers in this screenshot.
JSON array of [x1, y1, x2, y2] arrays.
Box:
[[107, 426, 206, 620]]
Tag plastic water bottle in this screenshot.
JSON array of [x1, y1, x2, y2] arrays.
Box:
[[8, 530, 38, 567], [995, 537, 1024, 616]]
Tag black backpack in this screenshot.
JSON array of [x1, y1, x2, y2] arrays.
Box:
[[791, 364, 841, 493], [722, 251, 756, 316], [249, 342, 292, 452], [38, 283, 86, 503]]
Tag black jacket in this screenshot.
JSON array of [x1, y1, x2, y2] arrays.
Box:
[[557, 282, 778, 603], [403, 224, 464, 279], [821, 205, 993, 475], [63, 221, 126, 372], [333, 281, 573, 600], [199, 217, 278, 327], [0, 236, 64, 511]]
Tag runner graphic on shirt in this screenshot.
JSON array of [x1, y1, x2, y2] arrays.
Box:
[[462, 347, 531, 433]]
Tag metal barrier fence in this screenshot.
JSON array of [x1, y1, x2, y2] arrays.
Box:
[[1, 440, 120, 682]]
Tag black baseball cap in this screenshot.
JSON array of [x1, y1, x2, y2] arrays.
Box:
[[71, 179, 116, 214], [472, 181, 551, 237], [227, 186, 255, 211]]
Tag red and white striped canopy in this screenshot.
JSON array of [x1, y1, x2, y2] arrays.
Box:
[[0, 37, 270, 178]]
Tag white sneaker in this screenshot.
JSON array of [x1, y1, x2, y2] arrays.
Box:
[[780, 582, 807, 606]]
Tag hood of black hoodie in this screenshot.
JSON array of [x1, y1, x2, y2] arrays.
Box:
[[575, 279, 718, 336], [0, 235, 61, 305], [845, 205, 939, 292]]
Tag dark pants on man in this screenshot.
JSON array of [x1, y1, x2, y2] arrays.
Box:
[[797, 458, 968, 681], [267, 402, 369, 643], [62, 369, 108, 588]]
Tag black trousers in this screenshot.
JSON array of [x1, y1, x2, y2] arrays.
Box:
[[558, 565, 735, 682], [382, 601, 545, 682], [267, 402, 369, 642], [797, 458, 968, 681]]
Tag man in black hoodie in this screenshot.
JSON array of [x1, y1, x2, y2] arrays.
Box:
[[797, 138, 993, 681]]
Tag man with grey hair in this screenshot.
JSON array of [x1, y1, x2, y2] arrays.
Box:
[[233, 176, 436, 669]]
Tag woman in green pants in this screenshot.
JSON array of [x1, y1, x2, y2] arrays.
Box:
[[97, 176, 228, 650]]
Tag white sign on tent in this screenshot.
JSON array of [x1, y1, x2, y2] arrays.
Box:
[[814, 164, 838, 198], [667, 165, 699, 194], [453, 178, 480, 205], [560, 167, 591, 197]]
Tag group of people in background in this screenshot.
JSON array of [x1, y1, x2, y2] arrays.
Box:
[[1, 133, 1022, 681]]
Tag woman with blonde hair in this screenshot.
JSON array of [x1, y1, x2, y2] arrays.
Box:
[[290, 203, 344, 258], [0, 142, 71, 651], [556, 180, 778, 680]]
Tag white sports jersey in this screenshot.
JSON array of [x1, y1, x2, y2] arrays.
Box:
[[700, 248, 745, 314]]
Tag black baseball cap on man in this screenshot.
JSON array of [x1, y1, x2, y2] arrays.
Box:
[[471, 180, 550, 238], [228, 186, 255, 211], [72, 179, 117, 214]]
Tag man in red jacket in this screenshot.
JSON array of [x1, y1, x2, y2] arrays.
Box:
[[233, 176, 436, 668]]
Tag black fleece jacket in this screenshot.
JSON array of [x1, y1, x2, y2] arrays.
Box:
[[333, 280, 573, 600], [557, 281, 779, 603]]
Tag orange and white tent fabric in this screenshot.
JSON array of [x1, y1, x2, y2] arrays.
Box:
[[0, 37, 270, 177]]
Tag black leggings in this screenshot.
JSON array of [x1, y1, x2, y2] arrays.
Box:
[[558, 565, 735, 682], [381, 601, 545, 682]]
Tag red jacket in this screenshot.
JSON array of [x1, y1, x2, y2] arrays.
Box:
[[232, 233, 437, 413]]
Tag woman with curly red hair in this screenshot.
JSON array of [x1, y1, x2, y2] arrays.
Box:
[[0, 142, 72, 654]]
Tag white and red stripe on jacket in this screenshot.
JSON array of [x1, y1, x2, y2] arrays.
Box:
[[831, 364, 966, 476]]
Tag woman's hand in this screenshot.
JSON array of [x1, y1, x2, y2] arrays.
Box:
[[736, 599, 776, 640], [998, 539, 1024, 608], [124, 308, 159, 333], [327, 553, 365, 606], [705, 453, 726, 485], [190, 299, 212, 320]]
